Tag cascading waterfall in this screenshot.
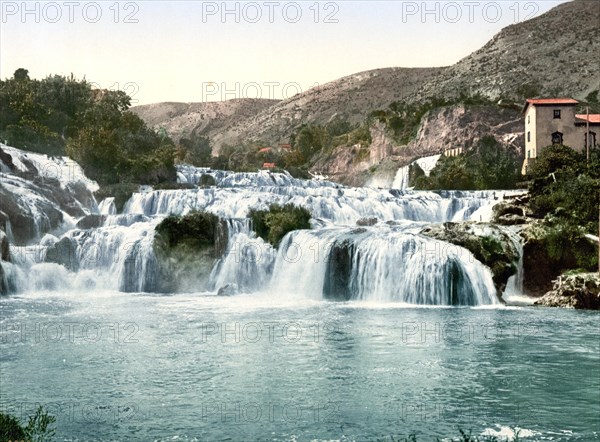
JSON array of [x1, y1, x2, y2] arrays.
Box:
[[269, 226, 499, 306], [392, 154, 441, 190], [1, 147, 522, 306], [503, 227, 528, 303], [209, 218, 276, 293]]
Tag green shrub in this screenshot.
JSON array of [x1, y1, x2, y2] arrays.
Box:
[[0, 412, 26, 441], [414, 136, 518, 190], [155, 210, 219, 251], [0, 405, 56, 442], [528, 145, 600, 234], [249, 204, 311, 247]]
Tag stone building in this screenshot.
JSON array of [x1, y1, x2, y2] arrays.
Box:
[[522, 98, 600, 175]]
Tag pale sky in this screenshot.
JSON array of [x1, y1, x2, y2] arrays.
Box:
[[1, 0, 569, 105]]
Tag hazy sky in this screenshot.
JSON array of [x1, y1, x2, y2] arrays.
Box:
[[1, 0, 568, 105]]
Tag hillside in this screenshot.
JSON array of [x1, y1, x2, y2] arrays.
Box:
[[132, 0, 599, 178], [415, 0, 600, 102], [131, 98, 279, 144]]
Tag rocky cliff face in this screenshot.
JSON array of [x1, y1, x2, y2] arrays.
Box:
[[315, 104, 524, 186]]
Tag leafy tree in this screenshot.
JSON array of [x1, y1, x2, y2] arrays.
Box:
[[249, 204, 311, 247], [528, 145, 599, 233], [179, 133, 212, 165], [13, 68, 30, 82], [528, 144, 583, 180], [1, 69, 176, 185], [414, 136, 519, 190]]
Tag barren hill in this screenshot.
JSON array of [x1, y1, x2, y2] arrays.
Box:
[[131, 98, 279, 143]]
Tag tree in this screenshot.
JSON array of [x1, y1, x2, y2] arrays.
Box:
[[179, 133, 212, 165], [13, 68, 29, 82], [528, 144, 583, 180]]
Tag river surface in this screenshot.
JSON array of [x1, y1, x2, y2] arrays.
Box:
[[1, 291, 598, 441]]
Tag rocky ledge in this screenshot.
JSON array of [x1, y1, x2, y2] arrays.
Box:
[[534, 273, 600, 310]]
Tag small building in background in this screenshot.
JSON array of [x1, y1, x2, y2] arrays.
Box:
[[444, 147, 463, 157], [521, 98, 599, 175], [262, 162, 276, 170]]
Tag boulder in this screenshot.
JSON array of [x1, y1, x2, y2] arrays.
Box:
[[76, 214, 107, 230], [534, 273, 600, 309], [44, 236, 79, 272], [217, 283, 239, 296], [356, 217, 378, 227]]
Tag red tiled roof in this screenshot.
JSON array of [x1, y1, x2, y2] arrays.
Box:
[[526, 98, 579, 105], [575, 114, 600, 124], [258, 147, 272, 153], [262, 162, 276, 169]]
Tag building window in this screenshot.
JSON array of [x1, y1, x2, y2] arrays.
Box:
[[527, 115, 530, 124], [527, 131, 531, 142], [553, 110, 561, 119], [586, 131, 597, 148], [527, 150, 531, 159], [552, 131, 563, 145]]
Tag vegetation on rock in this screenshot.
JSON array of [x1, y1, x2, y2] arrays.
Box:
[[0, 69, 176, 185], [153, 211, 221, 292], [413, 136, 520, 190], [249, 204, 311, 247], [0, 405, 56, 442], [420, 222, 519, 294]]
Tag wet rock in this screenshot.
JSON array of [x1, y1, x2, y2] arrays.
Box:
[[76, 214, 107, 230], [0, 230, 9, 262], [356, 217, 378, 226], [495, 214, 529, 226], [217, 283, 239, 296], [535, 273, 600, 309], [45, 236, 79, 272], [323, 240, 354, 301], [520, 222, 597, 296]]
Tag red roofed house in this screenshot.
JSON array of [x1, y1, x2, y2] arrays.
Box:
[[258, 147, 273, 154], [522, 98, 600, 174], [262, 162, 276, 169]]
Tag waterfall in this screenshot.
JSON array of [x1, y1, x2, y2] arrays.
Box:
[[392, 154, 442, 190], [392, 165, 410, 190], [269, 226, 499, 305], [503, 227, 530, 304], [1, 150, 521, 306], [209, 218, 276, 293]]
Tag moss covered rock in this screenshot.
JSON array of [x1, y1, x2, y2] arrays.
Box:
[[248, 204, 311, 248], [153, 211, 220, 292], [521, 220, 598, 296]]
